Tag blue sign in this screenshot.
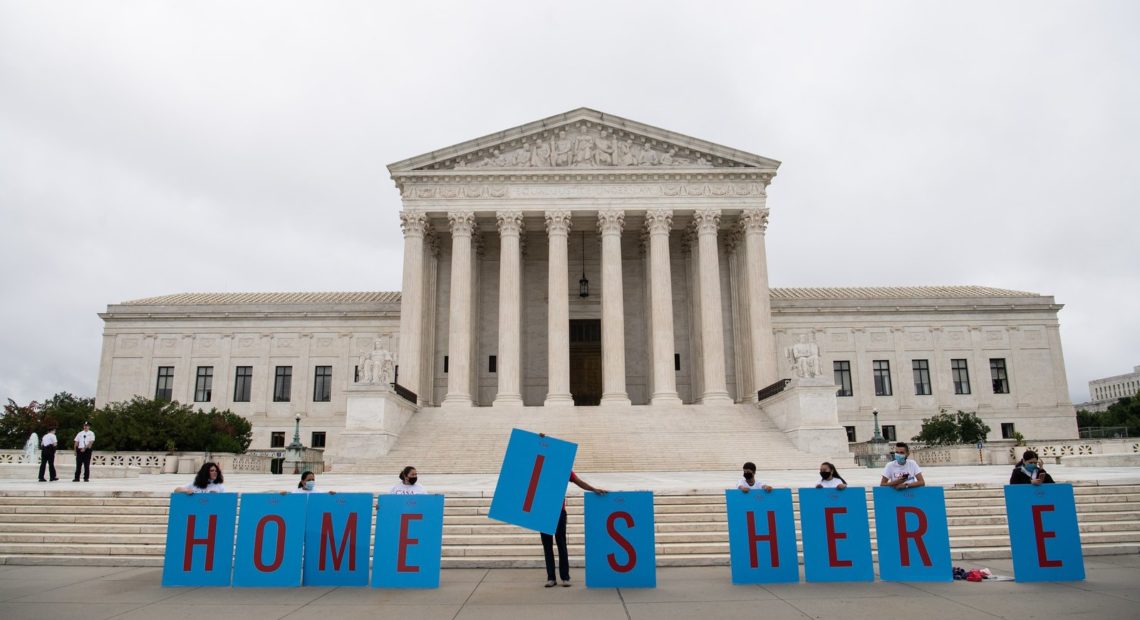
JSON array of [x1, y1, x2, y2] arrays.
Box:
[[232, 494, 307, 587], [488, 428, 578, 534], [302, 493, 373, 586], [872, 487, 952, 582], [373, 494, 445, 588], [1004, 484, 1085, 581], [162, 493, 238, 587], [798, 488, 874, 582], [584, 491, 656, 588], [725, 489, 799, 584]]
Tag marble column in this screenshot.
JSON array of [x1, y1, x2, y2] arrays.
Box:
[[693, 209, 732, 404], [598, 210, 631, 405], [396, 212, 428, 398], [443, 211, 475, 407], [740, 207, 777, 389], [645, 209, 682, 405], [544, 210, 574, 405], [494, 211, 524, 406]]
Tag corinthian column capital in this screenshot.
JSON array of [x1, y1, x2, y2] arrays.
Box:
[[544, 210, 572, 236], [496, 210, 524, 236], [399, 211, 428, 238], [644, 208, 674, 235], [447, 211, 476, 237], [739, 208, 770, 235], [597, 210, 625, 235], [692, 208, 721, 236]]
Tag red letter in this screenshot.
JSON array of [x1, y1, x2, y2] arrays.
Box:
[[319, 512, 358, 571], [183, 514, 218, 571], [607, 511, 637, 573], [747, 511, 780, 568], [397, 513, 423, 573], [253, 515, 286, 573], [824, 507, 852, 568], [1032, 504, 1062, 568], [522, 454, 545, 513], [896, 506, 932, 567]]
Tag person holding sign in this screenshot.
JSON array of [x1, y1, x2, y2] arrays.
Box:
[[1010, 450, 1055, 485], [880, 442, 925, 491], [736, 462, 772, 493], [174, 462, 226, 494], [389, 466, 425, 494], [816, 462, 847, 489], [292, 470, 335, 494]]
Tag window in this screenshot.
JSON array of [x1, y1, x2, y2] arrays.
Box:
[[155, 367, 174, 401], [873, 360, 892, 396], [311, 431, 326, 448], [194, 366, 213, 402], [990, 358, 1009, 394], [443, 355, 449, 373], [233, 366, 252, 402], [912, 360, 932, 396], [952, 359, 971, 394], [273, 366, 292, 402], [488, 355, 497, 373], [844, 426, 857, 442], [1001, 423, 1016, 439], [882, 425, 897, 441], [270, 432, 285, 448], [313, 366, 332, 402], [674, 353, 681, 371], [834, 361, 853, 397]]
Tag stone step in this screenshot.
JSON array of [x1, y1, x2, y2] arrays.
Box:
[[0, 505, 169, 516], [0, 496, 172, 506], [0, 523, 168, 535]]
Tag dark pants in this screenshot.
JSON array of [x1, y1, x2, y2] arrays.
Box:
[[38, 446, 57, 480], [541, 509, 570, 582], [74, 449, 91, 481]]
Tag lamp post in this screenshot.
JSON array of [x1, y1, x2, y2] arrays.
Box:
[[871, 408, 886, 443], [285, 412, 304, 475]]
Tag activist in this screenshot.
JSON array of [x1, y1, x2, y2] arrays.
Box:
[[291, 470, 336, 494], [174, 462, 226, 494], [388, 465, 425, 494], [736, 461, 773, 493], [1010, 450, 1055, 485], [815, 462, 847, 489], [880, 442, 925, 491], [545, 470, 607, 588]]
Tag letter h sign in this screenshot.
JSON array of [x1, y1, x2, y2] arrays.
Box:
[[725, 489, 799, 584], [163, 494, 238, 586]]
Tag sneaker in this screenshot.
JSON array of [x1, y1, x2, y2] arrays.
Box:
[[50, 478, 58, 481], [561, 579, 571, 587], [72, 479, 79, 482], [38, 479, 46, 482], [544, 580, 557, 588]]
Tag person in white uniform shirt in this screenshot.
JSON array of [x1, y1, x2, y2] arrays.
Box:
[[73, 422, 96, 482], [175, 462, 226, 494], [291, 470, 335, 494], [736, 462, 773, 493], [38, 427, 59, 482], [880, 442, 925, 491], [815, 462, 848, 489], [388, 465, 425, 495]]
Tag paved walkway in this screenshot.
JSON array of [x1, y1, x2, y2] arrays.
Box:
[[1, 557, 1137, 620]]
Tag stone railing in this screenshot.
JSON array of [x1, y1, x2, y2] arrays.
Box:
[[0, 450, 282, 474], [909, 438, 1140, 466]]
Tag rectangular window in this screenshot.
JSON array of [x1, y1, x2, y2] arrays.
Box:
[[155, 366, 174, 401], [912, 360, 932, 396], [882, 425, 897, 441], [674, 353, 681, 372], [873, 360, 893, 396], [311, 431, 326, 448], [952, 359, 971, 394], [270, 432, 285, 448], [443, 355, 449, 373], [273, 366, 292, 402], [194, 366, 213, 402], [488, 355, 497, 373], [834, 361, 853, 397], [313, 366, 332, 402], [990, 358, 1010, 394], [844, 426, 857, 442], [1001, 422, 1016, 439], [233, 366, 252, 402]]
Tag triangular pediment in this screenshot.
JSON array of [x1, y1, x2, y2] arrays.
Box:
[[388, 108, 780, 174]]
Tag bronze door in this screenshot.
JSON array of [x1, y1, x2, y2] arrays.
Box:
[[569, 319, 602, 406]]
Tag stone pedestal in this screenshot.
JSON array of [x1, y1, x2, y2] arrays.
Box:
[[757, 379, 850, 455], [331, 383, 419, 466]]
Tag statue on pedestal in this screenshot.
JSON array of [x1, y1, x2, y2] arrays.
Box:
[[786, 334, 824, 379], [357, 340, 397, 385]]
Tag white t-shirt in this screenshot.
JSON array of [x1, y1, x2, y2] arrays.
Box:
[[41, 432, 57, 448], [292, 486, 315, 494], [181, 482, 225, 494], [882, 459, 922, 484], [735, 477, 767, 491], [388, 482, 425, 495], [74, 430, 95, 450], [817, 477, 845, 488]]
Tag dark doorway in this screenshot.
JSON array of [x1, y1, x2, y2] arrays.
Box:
[[569, 319, 602, 406]]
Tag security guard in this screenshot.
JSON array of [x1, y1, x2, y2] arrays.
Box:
[[73, 422, 96, 482]]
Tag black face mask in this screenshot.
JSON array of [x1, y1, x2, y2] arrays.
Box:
[[820, 471, 832, 479], [743, 471, 754, 481], [406, 476, 418, 485]]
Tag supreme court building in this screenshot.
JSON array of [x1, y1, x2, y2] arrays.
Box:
[[95, 109, 1079, 465]]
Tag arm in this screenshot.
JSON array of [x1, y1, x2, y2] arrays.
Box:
[[738, 483, 751, 493], [880, 475, 895, 487], [907, 473, 925, 489], [570, 473, 607, 495]]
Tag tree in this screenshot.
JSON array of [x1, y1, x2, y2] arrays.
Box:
[[912, 409, 991, 445], [956, 411, 991, 444], [0, 393, 94, 449], [1078, 393, 1140, 437]]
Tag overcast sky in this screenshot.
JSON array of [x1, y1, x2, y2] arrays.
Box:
[[1, 1, 1136, 405]]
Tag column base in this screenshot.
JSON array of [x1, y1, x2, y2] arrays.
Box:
[[697, 391, 734, 405], [650, 392, 683, 406], [600, 393, 632, 406], [544, 393, 574, 406], [492, 394, 524, 407], [440, 395, 474, 408]]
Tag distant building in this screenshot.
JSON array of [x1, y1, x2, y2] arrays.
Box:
[[1078, 365, 1140, 412]]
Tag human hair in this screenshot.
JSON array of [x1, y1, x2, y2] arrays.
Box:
[[742, 462, 756, 472], [820, 462, 847, 485], [1021, 450, 1038, 463], [192, 462, 223, 489], [399, 465, 416, 483], [895, 442, 910, 453], [297, 470, 314, 489]]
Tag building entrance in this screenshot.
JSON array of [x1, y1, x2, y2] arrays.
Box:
[[569, 319, 602, 406]]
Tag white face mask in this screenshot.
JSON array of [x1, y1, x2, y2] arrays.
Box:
[[303, 480, 315, 491]]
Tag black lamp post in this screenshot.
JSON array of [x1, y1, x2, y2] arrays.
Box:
[[871, 408, 886, 443], [578, 231, 589, 298], [285, 412, 304, 474]]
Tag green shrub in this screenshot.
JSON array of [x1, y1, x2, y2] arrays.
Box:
[[912, 409, 992, 445]]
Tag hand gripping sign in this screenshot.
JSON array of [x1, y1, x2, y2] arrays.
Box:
[[872, 486, 952, 582], [1004, 483, 1085, 581], [797, 487, 874, 582], [488, 428, 577, 534], [302, 493, 373, 586], [373, 493, 445, 588], [585, 491, 656, 588], [233, 493, 307, 587], [162, 493, 238, 586], [725, 489, 799, 584]]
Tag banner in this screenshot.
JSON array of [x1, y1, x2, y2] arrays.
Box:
[[725, 489, 799, 584], [232, 494, 307, 587], [487, 428, 578, 534], [798, 488, 874, 582], [1004, 484, 1085, 581], [162, 493, 238, 587], [302, 493, 373, 586], [373, 494, 445, 588], [872, 487, 951, 582], [585, 491, 656, 588]]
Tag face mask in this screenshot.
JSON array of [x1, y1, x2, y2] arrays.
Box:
[[894, 453, 906, 464], [1024, 463, 1037, 474], [406, 476, 418, 486], [820, 471, 832, 479], [304, 481, 315, 491]]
